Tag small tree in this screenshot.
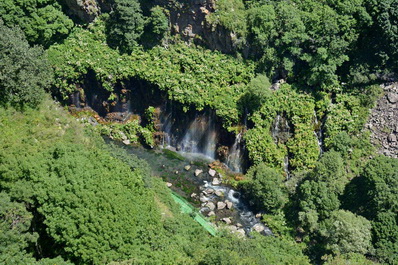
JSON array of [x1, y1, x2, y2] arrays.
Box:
[[0, 21, 53, 109], [244, 163, 288, 213], [107, 0, 145, 53], [320, 210, 372, 255]]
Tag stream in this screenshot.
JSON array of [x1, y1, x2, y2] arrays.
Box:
[[107, 139, 272, 237]]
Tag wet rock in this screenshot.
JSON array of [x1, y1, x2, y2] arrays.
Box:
[[205, 188, 215, 195], [252, 223, 265, 233], [215, 190, 224, 197], [184, 165, 191, 171], [222, 217, 232, 224], [208, 211, 215, 217], [166, 182, 173, 187], [255, 213, 262, 219], [191, 193, 197, 198], [387, 92, 398, 103], [122, 139, 130, 145], [225, 200, 233, 209], [200, 194, 208, 203], [388, 134, 397, 142], [217, 201, 226, 210], [208, 168, 216, 177], [206, 202, 216, 211], [212, 178, 221, 185], [236, 223, 242, 228], [195, 169, 203, 176]]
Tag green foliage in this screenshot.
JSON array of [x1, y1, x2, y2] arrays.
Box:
[[324, 92, 370, 148], [141, 5, 169, 47], [99, 119, 155, 146], [359, 156, 398, 263], [245, 84, 319, 171], [0, 21, 53, 109], [243, 163, 288, 213], [206, 0, 247, 44], [107, 0, 145, 53], [323, 252, 376, 265], [362, 156, 398, 217], [0, 192, 37, 264], [197, 233, 310, 265], [48, 22, 254, 125], [320, 210, 373, 255], [298, 151, 348, 234], [310, 151, 347, 194], [0, 0, 73, 46]]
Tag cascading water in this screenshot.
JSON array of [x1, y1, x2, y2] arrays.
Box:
[[314, 111, 325, 155], [226, 132, 244, 172], [272, 114, 282, 144], [201, 181, 273, 236], [160, 108, 218, 160], [180, 115, 217, 159]]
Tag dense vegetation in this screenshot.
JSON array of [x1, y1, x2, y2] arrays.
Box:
[[1, 0, 397, 264]]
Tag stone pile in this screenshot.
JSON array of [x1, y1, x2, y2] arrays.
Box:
[[367, 83, 398, 158]]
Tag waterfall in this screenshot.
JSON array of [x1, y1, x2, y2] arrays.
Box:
[[283, 156, 290, 179], [179, 114, 217, 159], [314, 111, 324, 155], [272, 114, 282, 144], [226, 132, 244, 172], [160, 108, 218, 160]]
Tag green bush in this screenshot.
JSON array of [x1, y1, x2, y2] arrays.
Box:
[[0, 21, 53, 109]]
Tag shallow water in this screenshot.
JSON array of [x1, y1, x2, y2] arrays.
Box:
[[107, 139, 271, 236]]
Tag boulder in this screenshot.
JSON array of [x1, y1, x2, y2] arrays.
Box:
[[387, 92, 398, 103], [190, 193, 197, 198], [212, 178, 221, 185], [222, 217, 232, 224], [205, 188, 215, 195], [217, 201, 226, 210], [225, 200, 233, 209], [184, 165, 191, 171], [236, 223, 242, 228], [208, 168, 217, 177], [194, 169, 203, 176], [388, 134, 397, 142], [206, 202, 216, 211], [252, 223, 265, 233], [255, 213, 262, 218], [200, 194, 208, 203], [166, 182, 173, 187], [122, 139, 130, 145], [215, 190, 224, 197], [207, 211, 215, 217]]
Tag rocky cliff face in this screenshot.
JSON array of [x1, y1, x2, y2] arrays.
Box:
[[62, 0, 112, 22], [367, 83, 398, 158], [166, 0, 236, 53], [62, 0, 237, 53]]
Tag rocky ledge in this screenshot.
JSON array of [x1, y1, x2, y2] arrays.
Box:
[[367, 83, 398, 158]]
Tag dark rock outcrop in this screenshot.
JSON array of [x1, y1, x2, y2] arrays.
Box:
[[62, 0, 113, 22], [367, 83, 398, 158], [167, 0, 237, 54]]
